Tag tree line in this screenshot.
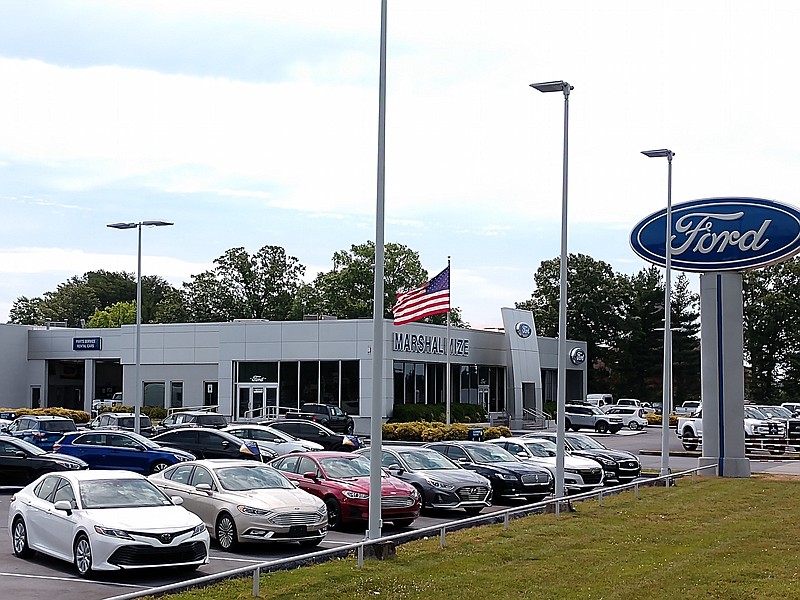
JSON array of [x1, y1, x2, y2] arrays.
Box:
[[8, 242, 799, 406]]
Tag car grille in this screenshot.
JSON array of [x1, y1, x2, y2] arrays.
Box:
[[577, 468, 603, 485], [108, 542, 207, 567], [128, 527, 194, 544], [270, 512, 324, 526], [521, 473, 550, 485], [381, 495, 416, 509], [456, 486, 490, 501]]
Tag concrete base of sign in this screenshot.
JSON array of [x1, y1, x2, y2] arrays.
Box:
[[698, 456, 751, 478]]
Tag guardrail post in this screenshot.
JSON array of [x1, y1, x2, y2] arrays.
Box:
[[440, 526, 447, 548], [504, 512, 510, 529], [252, 567, 259, 597], [358, 543, 364, 568], [634, 482, 639, 499], [598, 491, 603, 506]]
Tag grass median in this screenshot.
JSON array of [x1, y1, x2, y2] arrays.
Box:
[[151, 475, 800, 600]]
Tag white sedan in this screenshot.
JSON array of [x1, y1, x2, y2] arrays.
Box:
[[222, 424, 325, 456], [8, 470, 209, 577]]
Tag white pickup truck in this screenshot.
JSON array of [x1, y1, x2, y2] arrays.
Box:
[[676, 405, 787, 454], [673, 401, 701, 416]]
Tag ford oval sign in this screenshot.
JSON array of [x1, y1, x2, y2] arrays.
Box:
[[630, 197, 800, 272]]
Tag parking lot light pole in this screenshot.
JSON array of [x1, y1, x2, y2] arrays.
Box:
[[641, 148, 675, 477], [530, 80, 573, 507], [107, 220, 174, 434]]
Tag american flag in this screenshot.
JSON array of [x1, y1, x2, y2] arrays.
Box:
[[392, 266, 450, 326]]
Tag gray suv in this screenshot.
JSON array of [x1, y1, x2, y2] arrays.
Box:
[[564, 404, 624, 434]]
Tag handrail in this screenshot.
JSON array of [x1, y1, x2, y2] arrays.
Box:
[[166, 405, 219, 416], [523, 407, 552, 420], [102, 463, 717, 600]]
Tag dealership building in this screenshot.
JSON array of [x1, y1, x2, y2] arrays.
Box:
[[0, 308, 587, 430]]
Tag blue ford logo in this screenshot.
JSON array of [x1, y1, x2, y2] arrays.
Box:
[[630, 197, 800, 272]]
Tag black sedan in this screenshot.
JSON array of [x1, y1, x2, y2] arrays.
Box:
[[151, 428, 267, 461], [0, 435, 87, 486], [424, 441, 553, 503], [265, 420, 362, 452], [356, 445, 492, 516], [527, 431, 641, 484]]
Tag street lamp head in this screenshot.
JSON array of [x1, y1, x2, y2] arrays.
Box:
[[641, 149, 675, 159], [529, 80, 573, 94], [106, 222, 138, 230], [142, 221, 174, 228]]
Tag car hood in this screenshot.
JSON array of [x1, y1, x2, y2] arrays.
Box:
[[220, 487, 324, 510], [333, 476, 414, 495], [80, 505, 200, 530], [480, 461, 550, 475], [571, 448, 638, 463], [414, 469, 490, 486], [159, 446, 196, 460], [42, 452, 88, 466]]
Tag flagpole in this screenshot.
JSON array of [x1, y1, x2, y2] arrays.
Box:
[[445, 256, 451, 426]]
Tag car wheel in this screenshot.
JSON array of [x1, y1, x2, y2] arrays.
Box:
[[74, 534, 93, 578], [325, 498, 343, 529], [299, 538, 323, 549], [681, 430, 698, 451], [392, 519, 415, 528], [464, 506, 483, 516], [629, 421, 641, 431], [595, 421, 609, 434], [150, 460, 170, 474], [412, 484, 428, 511], [11, 518, 32, 558], [564, 418, 572, 431], [215, 513, 238, 551], [346, 422, 355, 435]]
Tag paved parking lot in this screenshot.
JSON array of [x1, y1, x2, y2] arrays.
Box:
[[2, 426, 797, 600]]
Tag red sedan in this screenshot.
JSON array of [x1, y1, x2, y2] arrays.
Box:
[[269, 451, 421, 529]]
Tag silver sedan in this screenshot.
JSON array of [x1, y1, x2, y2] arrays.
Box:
[[149, 459, 328, 551]]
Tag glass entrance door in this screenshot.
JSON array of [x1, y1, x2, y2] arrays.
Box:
[[237, 385, 278, 421]]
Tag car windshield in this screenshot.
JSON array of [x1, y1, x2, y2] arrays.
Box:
[[399, 449, 458, 470], [216, 465, 295, 491], [117, 416, 152, 428], [122, 431, 162, 449], [589, 407, 605, 415], [523, 440, 557, 457], [761, 406, 792, 419], [320, 455, 372, 478], [79, 478, 172, 508], [265, 427, 296, 442], [745, 406, 770, 420], [40, 420, 77, 432], [10, 438, 46, 455], [200, 414, 228, 426], [566, 435, 607, 451], [466, 444, 516, 463]]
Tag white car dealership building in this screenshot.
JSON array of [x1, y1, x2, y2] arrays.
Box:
[[0, 308, 587, 430]]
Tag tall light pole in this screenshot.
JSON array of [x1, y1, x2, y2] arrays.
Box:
[[107, 220, 174, 434], [530, 80, 572, 511], [641, 148, 675, 478]]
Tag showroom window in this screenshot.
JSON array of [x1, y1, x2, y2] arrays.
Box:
[[170, 382, 183, 409], [143, 382, 165, 408]]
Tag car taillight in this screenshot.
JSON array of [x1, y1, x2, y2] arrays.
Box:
[[53, 442, 62, 451], [32, 431, 46, 438]]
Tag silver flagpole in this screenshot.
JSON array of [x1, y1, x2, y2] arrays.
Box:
[[445, 256, 451, 426]]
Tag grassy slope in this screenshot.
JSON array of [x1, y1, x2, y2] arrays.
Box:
[[154, 475, 800, 600]]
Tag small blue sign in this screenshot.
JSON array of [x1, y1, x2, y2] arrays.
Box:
[[630, 197, 800, 272], [73, 337, 102, 351]]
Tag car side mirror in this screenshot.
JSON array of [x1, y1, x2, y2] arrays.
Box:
[[54, 500, 73, 515], [195, 483, 212, 493], [303, 471, 319, 482], [14, 451, 26, 458], [388, 467, 404, 476], [171, 495, 185, 505]]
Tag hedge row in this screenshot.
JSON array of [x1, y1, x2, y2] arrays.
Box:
[[97, 404, 168, 420], [0, 407, 91, 424], [382, 421, 512, 442], [390, 403, 487, 424]]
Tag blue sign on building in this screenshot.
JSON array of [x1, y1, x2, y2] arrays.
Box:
[[73, 337, 102, 351], [630, 197, 800, 272]]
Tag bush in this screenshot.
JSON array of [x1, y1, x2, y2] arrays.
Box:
[[381, 421, 511, 442], [390, 403, 487, 424], [4, 407, 91, 424], [646, 413, 679, 427]]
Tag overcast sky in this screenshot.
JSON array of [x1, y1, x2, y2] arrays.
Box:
[[1, 1, 797, 329]]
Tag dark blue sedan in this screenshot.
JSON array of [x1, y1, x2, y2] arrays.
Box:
[[53, 430, 195, 474]]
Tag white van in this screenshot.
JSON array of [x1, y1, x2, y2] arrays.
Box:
[[586, 393, 613, 408]]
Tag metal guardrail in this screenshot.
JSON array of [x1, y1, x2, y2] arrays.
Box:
[[102, 463, 717, 600]]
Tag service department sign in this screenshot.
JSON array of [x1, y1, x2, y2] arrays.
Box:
[[630, 197, 800, 272]]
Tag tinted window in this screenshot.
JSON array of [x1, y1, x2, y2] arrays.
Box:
[[297, 456, 319, 476], [162, 430, 197, 443], [165, 464, 195, 485], [75, 433, 107, 446], [34, 476, 60, 502], [199, 414, 227, 427], [40, 420, 77, 433]]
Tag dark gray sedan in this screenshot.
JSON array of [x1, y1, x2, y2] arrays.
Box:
[[356, 445, 492, 516]]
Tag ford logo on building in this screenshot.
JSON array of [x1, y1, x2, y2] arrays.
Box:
[[630, 197, 800, 272]]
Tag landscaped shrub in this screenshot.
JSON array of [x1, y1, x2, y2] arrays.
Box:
[[390, 403, 487, 423], [381, 421, 511, 443], [6, 407, 91, 423]]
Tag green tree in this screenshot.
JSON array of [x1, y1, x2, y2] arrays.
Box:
[[670, 273, 701, 405], [183, 245, 305, 322], [39, 278, 101, 327], [8, 296, 45, 325], [86, 301, 136, 328]]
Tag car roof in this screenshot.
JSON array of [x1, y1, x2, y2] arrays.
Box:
[[52, 469, 146, 482], [19, 415, 72, 421]]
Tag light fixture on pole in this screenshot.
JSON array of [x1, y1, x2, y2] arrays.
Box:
[[107, 220, 174, 434], [641, 148, 675, 478], [530, 80, 573, 511]]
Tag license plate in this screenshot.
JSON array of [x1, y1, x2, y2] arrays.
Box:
[[289, 525, 307, 536]]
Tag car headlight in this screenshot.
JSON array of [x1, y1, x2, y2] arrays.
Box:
[[595, 457, 616, 466], [496, 473, 517, 481], [316, 505, 328, 518], [54, 459, 82, 469], [237, 505, 276, 517], [423, 477, 455, 491], [174, 454, 192, 462], [342, 490, 369, 500], [565, 468, 581, 474], [94, 526, 134, 540], [192, 523, 207, 536]]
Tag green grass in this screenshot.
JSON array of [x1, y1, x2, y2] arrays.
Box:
[[151, 475, 800, 600]]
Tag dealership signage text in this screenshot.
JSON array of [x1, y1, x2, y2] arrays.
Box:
[[393, 333, 469, 357]]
